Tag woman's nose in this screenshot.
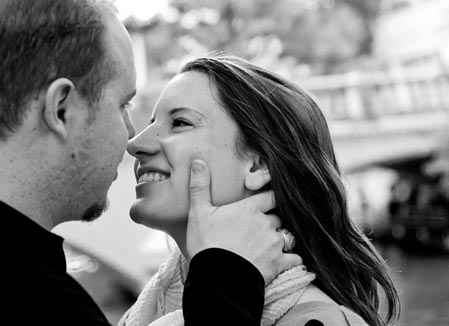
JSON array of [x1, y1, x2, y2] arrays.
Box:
[[127, 125, 162, 158]]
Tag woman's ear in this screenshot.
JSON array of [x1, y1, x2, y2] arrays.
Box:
[[244, 154, 271, 191], [43, 78, 76, 139]]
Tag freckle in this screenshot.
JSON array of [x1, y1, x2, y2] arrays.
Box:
[[224, 144, 228, 147], [10, 159, 13, 163], [71, 153, 75, 159], [157, 133, 160, 137]]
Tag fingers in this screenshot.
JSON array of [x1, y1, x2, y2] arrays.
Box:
[[280, 253, 303, 271], [189, 159, 212, 212], [265, 214, 282, 230], [238, 190, 276, 213], [262, 253, 304, 284]]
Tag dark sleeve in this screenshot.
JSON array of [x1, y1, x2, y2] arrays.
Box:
[[183, 248, 265, 326], [10, 262, 112, 326]]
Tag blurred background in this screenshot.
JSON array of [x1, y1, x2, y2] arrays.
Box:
[[54, 0, 449, 325]]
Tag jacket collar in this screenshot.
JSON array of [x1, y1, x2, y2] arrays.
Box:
[[2, 200, 66, 272]]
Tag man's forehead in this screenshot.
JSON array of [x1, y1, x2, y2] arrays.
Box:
[[101, 8, 136, 81], [100, 2, 133, 57], [95, 0, 118, 14]]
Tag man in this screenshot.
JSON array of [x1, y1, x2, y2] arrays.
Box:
[[1, 0, 300, 325]]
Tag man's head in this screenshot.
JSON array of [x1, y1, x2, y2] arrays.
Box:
[[0, 0, 136, 228], [0, 0, 118, 138]]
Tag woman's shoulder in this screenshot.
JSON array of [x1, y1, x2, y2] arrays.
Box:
[[276, 301, 369, 326], [276, 285, 368, 326]]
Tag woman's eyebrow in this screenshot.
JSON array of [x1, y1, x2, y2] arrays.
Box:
[[149, 107, 206, 125], [169, 107, 206, 119]]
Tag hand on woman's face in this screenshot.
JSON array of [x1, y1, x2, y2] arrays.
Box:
[[127, 71, 255, 231]]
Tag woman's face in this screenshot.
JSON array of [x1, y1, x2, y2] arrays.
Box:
[[127, 71, 254, 230]]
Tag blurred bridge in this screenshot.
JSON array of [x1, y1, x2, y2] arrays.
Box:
[[303, 70, 449, 173]]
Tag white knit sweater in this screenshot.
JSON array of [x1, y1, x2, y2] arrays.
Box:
[[119, 247, 316, 326]]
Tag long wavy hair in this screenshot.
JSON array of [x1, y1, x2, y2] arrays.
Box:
[[181, 56, 400, 326]]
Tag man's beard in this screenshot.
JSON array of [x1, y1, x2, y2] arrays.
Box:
[[81, 199, 109, 222]]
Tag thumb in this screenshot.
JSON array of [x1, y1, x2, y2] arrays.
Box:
[[189, 159, 212, 212]]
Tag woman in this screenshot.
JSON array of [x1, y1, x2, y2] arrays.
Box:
[[121, 56, 400, 326]]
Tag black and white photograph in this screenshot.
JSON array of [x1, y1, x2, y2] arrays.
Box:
[[3, 0, 448, 325]]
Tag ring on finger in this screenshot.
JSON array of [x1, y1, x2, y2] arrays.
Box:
[[277, 228, 296, 252]]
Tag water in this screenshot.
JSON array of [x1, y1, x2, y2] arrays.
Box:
[[377, 243, 449, 326]]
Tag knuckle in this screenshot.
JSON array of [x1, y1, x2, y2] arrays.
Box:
[[189, 179, 207, 192]]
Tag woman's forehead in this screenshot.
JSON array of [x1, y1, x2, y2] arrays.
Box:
[[154, 72, 223, 115]]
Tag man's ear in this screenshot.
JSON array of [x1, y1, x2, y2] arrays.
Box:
[[44, 78, 76, 139], [244, 154, 271, 191]]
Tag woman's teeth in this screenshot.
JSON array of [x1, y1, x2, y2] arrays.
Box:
[[138, 172, 169, 184]]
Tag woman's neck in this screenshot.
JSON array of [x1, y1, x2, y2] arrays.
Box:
[[165, 223, 190, 263]]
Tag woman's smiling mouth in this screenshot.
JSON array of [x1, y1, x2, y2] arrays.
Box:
[[138, 171, 169, 184]]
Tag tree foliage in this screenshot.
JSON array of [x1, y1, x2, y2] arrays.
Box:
[[130, 0, 380, 78]]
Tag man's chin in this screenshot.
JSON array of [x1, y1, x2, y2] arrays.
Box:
[[81, 199, 109, 222]]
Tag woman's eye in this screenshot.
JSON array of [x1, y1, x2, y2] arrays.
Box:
[[172, 118, 192, 128]]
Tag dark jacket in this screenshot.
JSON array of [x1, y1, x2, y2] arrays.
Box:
[[5, 201, 111, 325]]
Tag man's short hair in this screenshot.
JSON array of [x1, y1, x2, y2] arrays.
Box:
[[0, 0, 118, 139]]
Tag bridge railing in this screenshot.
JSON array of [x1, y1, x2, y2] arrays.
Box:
[[302, 70, 449, 122]]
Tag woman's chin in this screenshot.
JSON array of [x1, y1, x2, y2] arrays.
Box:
[[129, 202, 155, 226], [129, 200, 187, 231]]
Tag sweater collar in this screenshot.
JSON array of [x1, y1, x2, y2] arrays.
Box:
[[120, 247, 315, 326]]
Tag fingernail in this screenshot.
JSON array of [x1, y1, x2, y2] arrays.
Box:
[[191, 160, 204, 173]]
